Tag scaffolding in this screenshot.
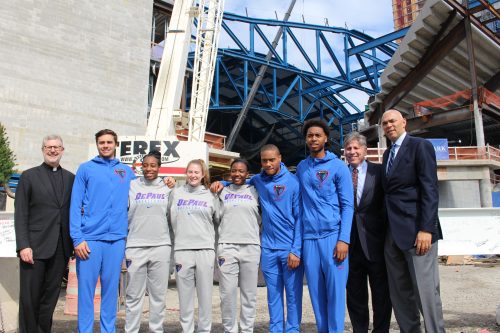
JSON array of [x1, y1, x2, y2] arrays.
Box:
[[392, 0, 426, 30], [393, 0, 500, 32]]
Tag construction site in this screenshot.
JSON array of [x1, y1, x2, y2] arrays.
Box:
[[0, 0, 499, 332]]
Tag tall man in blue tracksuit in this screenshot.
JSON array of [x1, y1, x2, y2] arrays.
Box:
[[296, 120, 354, 333], [70, 129, 135, 332], [213, 144, 303, 332]]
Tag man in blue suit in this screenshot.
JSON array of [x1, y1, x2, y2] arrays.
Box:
[[381, 109, 445, 333], [344, 132, 392, 333]]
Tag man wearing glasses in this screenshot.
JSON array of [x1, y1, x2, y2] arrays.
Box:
[[15, 135, 75, 333]]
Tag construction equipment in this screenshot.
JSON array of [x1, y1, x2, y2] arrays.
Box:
[[118, 0, 229, 177], [188, 0, 225, 142], [146, 0, 225, 143]]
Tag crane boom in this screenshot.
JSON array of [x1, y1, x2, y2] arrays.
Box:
[[188, 0, 225, 142], [146, 0, 195, 140]]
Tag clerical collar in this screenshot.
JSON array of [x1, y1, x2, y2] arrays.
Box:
[[42, 163, 61, 172]]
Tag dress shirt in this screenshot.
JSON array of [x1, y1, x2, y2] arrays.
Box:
[[386, 132, 407, 174], [392, 132, 407, 156], [350, 160, 367, 207]]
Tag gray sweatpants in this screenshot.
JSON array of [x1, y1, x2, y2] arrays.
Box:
[[124, 245, 171, 333], [175, 249, 215, 333], [385, 234, 445, 333], [217, 243, 261, 333]]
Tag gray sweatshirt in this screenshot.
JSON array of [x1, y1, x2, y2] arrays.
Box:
[[127, 177, 172, 248], [169, 184, 219, 251], [218, 184, 261, 245]]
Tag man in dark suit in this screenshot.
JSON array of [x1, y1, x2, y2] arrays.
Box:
[[381, 109, 445, 333], [344, 132, 392, 333], [14, 134, 74, 333]]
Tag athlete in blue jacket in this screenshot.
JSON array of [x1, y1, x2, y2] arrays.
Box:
[[296, 120, 354, 333], [70, 129, 135, 333], [213, 144, 303, 332], [254, 148, 303, 333]]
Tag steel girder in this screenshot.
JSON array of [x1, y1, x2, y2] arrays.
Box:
[[179, 12, 408, 158]]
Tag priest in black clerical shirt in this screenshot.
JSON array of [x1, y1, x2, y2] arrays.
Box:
[[14, 134, 74, 333]]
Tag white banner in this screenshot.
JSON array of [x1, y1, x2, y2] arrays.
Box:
[[438, 208, 500, 255], [0, 214, 16, 257], [117, 136, 208, 177], [2, 208, 498, 257], [88, 136, 209, 177]]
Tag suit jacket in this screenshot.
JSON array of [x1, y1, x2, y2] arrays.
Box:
[[350, 161, 387, 262], [382, 134, 442, 251], [14, 164, 75, 259]]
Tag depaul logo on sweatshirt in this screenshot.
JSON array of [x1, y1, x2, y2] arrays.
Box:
[[273, 185, 286, 201], [224, 193, 254, 205], [115, 168, 126, 178], [135, 192, 167, 207], [135, 192, 167, 200], [316, 170, 330, 188], [176, 198, 209, 211]]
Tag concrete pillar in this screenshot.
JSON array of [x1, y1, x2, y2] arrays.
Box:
[[377, 124, 387, 149], [479, 178, 493, 207]]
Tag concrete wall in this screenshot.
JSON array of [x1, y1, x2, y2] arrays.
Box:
[[438, 180, 482, 208], [0, 258, 19, 333], [0, 1, 153, 173], [437, 163, 495, 207]]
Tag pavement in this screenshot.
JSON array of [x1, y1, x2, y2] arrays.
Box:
[[50, 264, 500, 332]]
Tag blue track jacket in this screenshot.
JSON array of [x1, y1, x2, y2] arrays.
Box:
[[296, 151, 354, 243], [70, 156, 135, 247], [250, 163, 302, 258]]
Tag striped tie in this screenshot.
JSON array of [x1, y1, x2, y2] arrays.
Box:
[[386, 144, 397, 175], [352, 167, 358, 209]]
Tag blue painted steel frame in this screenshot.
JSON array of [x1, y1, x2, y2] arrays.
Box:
[[183, 12, 407, 148]]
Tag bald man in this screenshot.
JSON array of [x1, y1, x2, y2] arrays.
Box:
[[381, 109, 444, 333]]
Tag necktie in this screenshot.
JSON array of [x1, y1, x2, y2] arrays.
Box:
[[386, 144, 397, 175], [352, 167, 358, 209]]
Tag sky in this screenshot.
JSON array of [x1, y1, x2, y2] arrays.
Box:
[[219, 0, 397, 114], [224, 0, 395, 38]]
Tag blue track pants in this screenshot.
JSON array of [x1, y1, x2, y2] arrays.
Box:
[[303, 234, 349, 333], [260, 248, 303, 333], [76, 239, 126, 333]]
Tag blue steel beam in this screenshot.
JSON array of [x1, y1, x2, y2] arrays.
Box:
[[253, 24, 283, 61], [348, 27, 409, 56], [285, 27, 318, 73], [223, 12, 396, 45], [220, 12, 400, 92], [174, 10, 408, 163], [347, 35, 376, 90], [218, 49, 379, 95], [200, 55, 362, 124]]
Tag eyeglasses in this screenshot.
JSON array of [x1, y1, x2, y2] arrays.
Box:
[[43, 145, 63, 151]]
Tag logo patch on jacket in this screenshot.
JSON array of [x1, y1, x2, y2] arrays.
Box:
[[273, 185, 286, 199], [316, 170, 329, 185], [175, 264, 182, 272], [115, 169, 126, 178], [218, 257, 225, 266]]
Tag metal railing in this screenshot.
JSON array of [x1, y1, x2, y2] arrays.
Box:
[[362, 145, 500, 164]]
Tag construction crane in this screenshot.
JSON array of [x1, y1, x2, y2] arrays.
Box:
[[146, 0, 225, 143], [188, 0, 225, 142]]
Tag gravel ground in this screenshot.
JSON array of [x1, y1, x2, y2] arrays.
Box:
[[52, 264, 500, 332]]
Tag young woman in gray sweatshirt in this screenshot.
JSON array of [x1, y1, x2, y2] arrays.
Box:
[[125, 151, 172, 333], [217, 159, 261, 333], [169, 159, 219, 333]]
